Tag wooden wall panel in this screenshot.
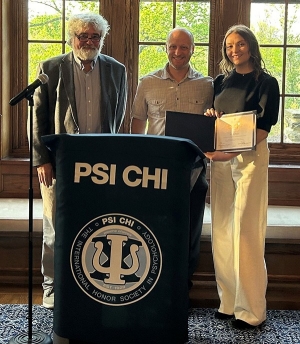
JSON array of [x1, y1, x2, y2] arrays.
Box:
[[0, 160, 40, 198], [190, 237, 300, 310], [209, 0, 251, 78], [268, 166, 300, 206], [1, 232, 299, 309], [0, 232, 42, 285], [0, 161, 299, 205], [192, 238, 300, 284], [101, 0, 138, 134], [204, 164, 300, 206]]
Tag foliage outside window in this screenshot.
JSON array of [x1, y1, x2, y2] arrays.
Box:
[[27, 0, 300, 152], [251, 1, 300, 145], [28, 0, 100, 83], [138, 1, 210, 78]]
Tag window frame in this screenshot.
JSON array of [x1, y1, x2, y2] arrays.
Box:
[[0, 0, 299, 199], [250, 0, 300, 163]]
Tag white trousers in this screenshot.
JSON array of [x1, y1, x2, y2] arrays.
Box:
[[40, 180, 56, 291], [210, 140, 269, 326]]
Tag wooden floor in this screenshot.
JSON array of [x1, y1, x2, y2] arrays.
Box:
[[1, 281, 300, 310], [0, 284, 43, 305]]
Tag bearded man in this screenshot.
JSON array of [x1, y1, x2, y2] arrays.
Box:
[[30, 13, 127, 309]]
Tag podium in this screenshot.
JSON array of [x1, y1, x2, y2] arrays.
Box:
[[42, 134, 206, 344]]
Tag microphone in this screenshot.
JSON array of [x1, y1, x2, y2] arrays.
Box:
[[9, 73, 49, 106]]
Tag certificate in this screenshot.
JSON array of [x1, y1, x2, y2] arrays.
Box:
[[165, 110, 257, 153], [215, 111, 257, 152]]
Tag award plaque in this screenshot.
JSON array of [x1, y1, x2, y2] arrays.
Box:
[[165, 110, 257, 153]]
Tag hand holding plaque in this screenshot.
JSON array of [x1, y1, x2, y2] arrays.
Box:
[[165, 110, 257, 153]]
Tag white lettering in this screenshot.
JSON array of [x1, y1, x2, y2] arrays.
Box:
[[119, 217, 134, 227], [74, 162, 168, 189], [74, 163, 92, 183], [92, 289, 117, 302], [123, 165, 142, 187], [102, 216, 117, 225], [91, 163, 110, 184]]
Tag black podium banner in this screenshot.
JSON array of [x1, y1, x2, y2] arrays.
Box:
[[42, 134, 205, 344]]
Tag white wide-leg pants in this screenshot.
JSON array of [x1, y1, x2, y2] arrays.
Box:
[[210, 140, 269, 326]]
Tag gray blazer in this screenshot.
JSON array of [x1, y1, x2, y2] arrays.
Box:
[[31, 52, 127, 167]]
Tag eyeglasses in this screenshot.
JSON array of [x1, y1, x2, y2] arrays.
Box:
[[75, 33, 101, 43]]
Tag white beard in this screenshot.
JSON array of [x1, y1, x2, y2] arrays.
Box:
[[75, 46, 100, 60]]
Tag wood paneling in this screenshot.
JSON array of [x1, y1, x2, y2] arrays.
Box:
[[0, 159, 41, 198], [101, 0, 138, 133], [1, 231, 299, 310], [0, 284, 43, 304], [204, 164, 300, 206], [2, 0, 29, 159], [190, 236, 300, 310], [0, 232, 43, 285], [209, 0, 251, 78], [268, 165, 300, 206], [1, 161, 300, 205]]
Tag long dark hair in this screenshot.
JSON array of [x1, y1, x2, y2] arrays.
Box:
[[219, 24, 268, 80]]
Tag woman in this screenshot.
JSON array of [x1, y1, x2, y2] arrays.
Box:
[[205, 24, 280, 329]]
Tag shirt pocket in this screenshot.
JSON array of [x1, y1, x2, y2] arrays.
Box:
[[148, 99, 166, 118], [187, 98, 205, 113]]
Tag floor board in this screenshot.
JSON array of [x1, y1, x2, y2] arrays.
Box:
[[0, 284, 42, 305]]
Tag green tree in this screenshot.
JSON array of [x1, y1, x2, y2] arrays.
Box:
[[251, 3, 300, 143], [27, 1, 300, 143], [28, 0, 99, 81], [138, 1, 210, 78]]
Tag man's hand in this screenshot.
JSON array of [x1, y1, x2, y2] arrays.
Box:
[[130, 118, 147, 134], [37, 163, 54, 187]]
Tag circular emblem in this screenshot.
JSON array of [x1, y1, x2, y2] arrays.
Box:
[[70, 213, 162, 306]]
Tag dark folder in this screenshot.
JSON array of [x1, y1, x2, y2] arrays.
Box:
[[165, 110, 216, 152]]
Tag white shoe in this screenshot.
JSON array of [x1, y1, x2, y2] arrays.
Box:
[[43, 287, 54, 309]]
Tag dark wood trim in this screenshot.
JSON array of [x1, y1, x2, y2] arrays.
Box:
[[269, 143, 300, 164], [1, 231, 299, 309], [2, 1, 29, 159], [267, 165, 300, 206], [0, 159, 41, 198], [101, 0, 138, 134], [0, 159, 300, 205], [209, 0, 251, 78], [189, 280, 300, 310], [0, 231, 42, 285], [204, 163, 300, 206], [190, 236, 300, 310]]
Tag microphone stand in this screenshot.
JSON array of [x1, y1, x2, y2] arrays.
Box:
[[9, 92, 52, 344]]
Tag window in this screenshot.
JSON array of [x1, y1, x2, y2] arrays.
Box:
[[139, 0, 210, 78], [28, 1, 100, 83], [251, 1, 300, 146], [1, 0, 299, 199]]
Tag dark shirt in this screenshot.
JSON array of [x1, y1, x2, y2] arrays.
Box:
[[214, 70, 280, 132]]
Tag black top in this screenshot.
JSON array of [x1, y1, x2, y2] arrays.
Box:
[[214, 70, 280, 132]]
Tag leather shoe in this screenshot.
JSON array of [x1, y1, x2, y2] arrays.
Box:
[[232, 319, 256, 329], [215, 311, 234, 320]]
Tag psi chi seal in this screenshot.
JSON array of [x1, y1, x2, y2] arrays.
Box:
[[70, 213, 162, 306]]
